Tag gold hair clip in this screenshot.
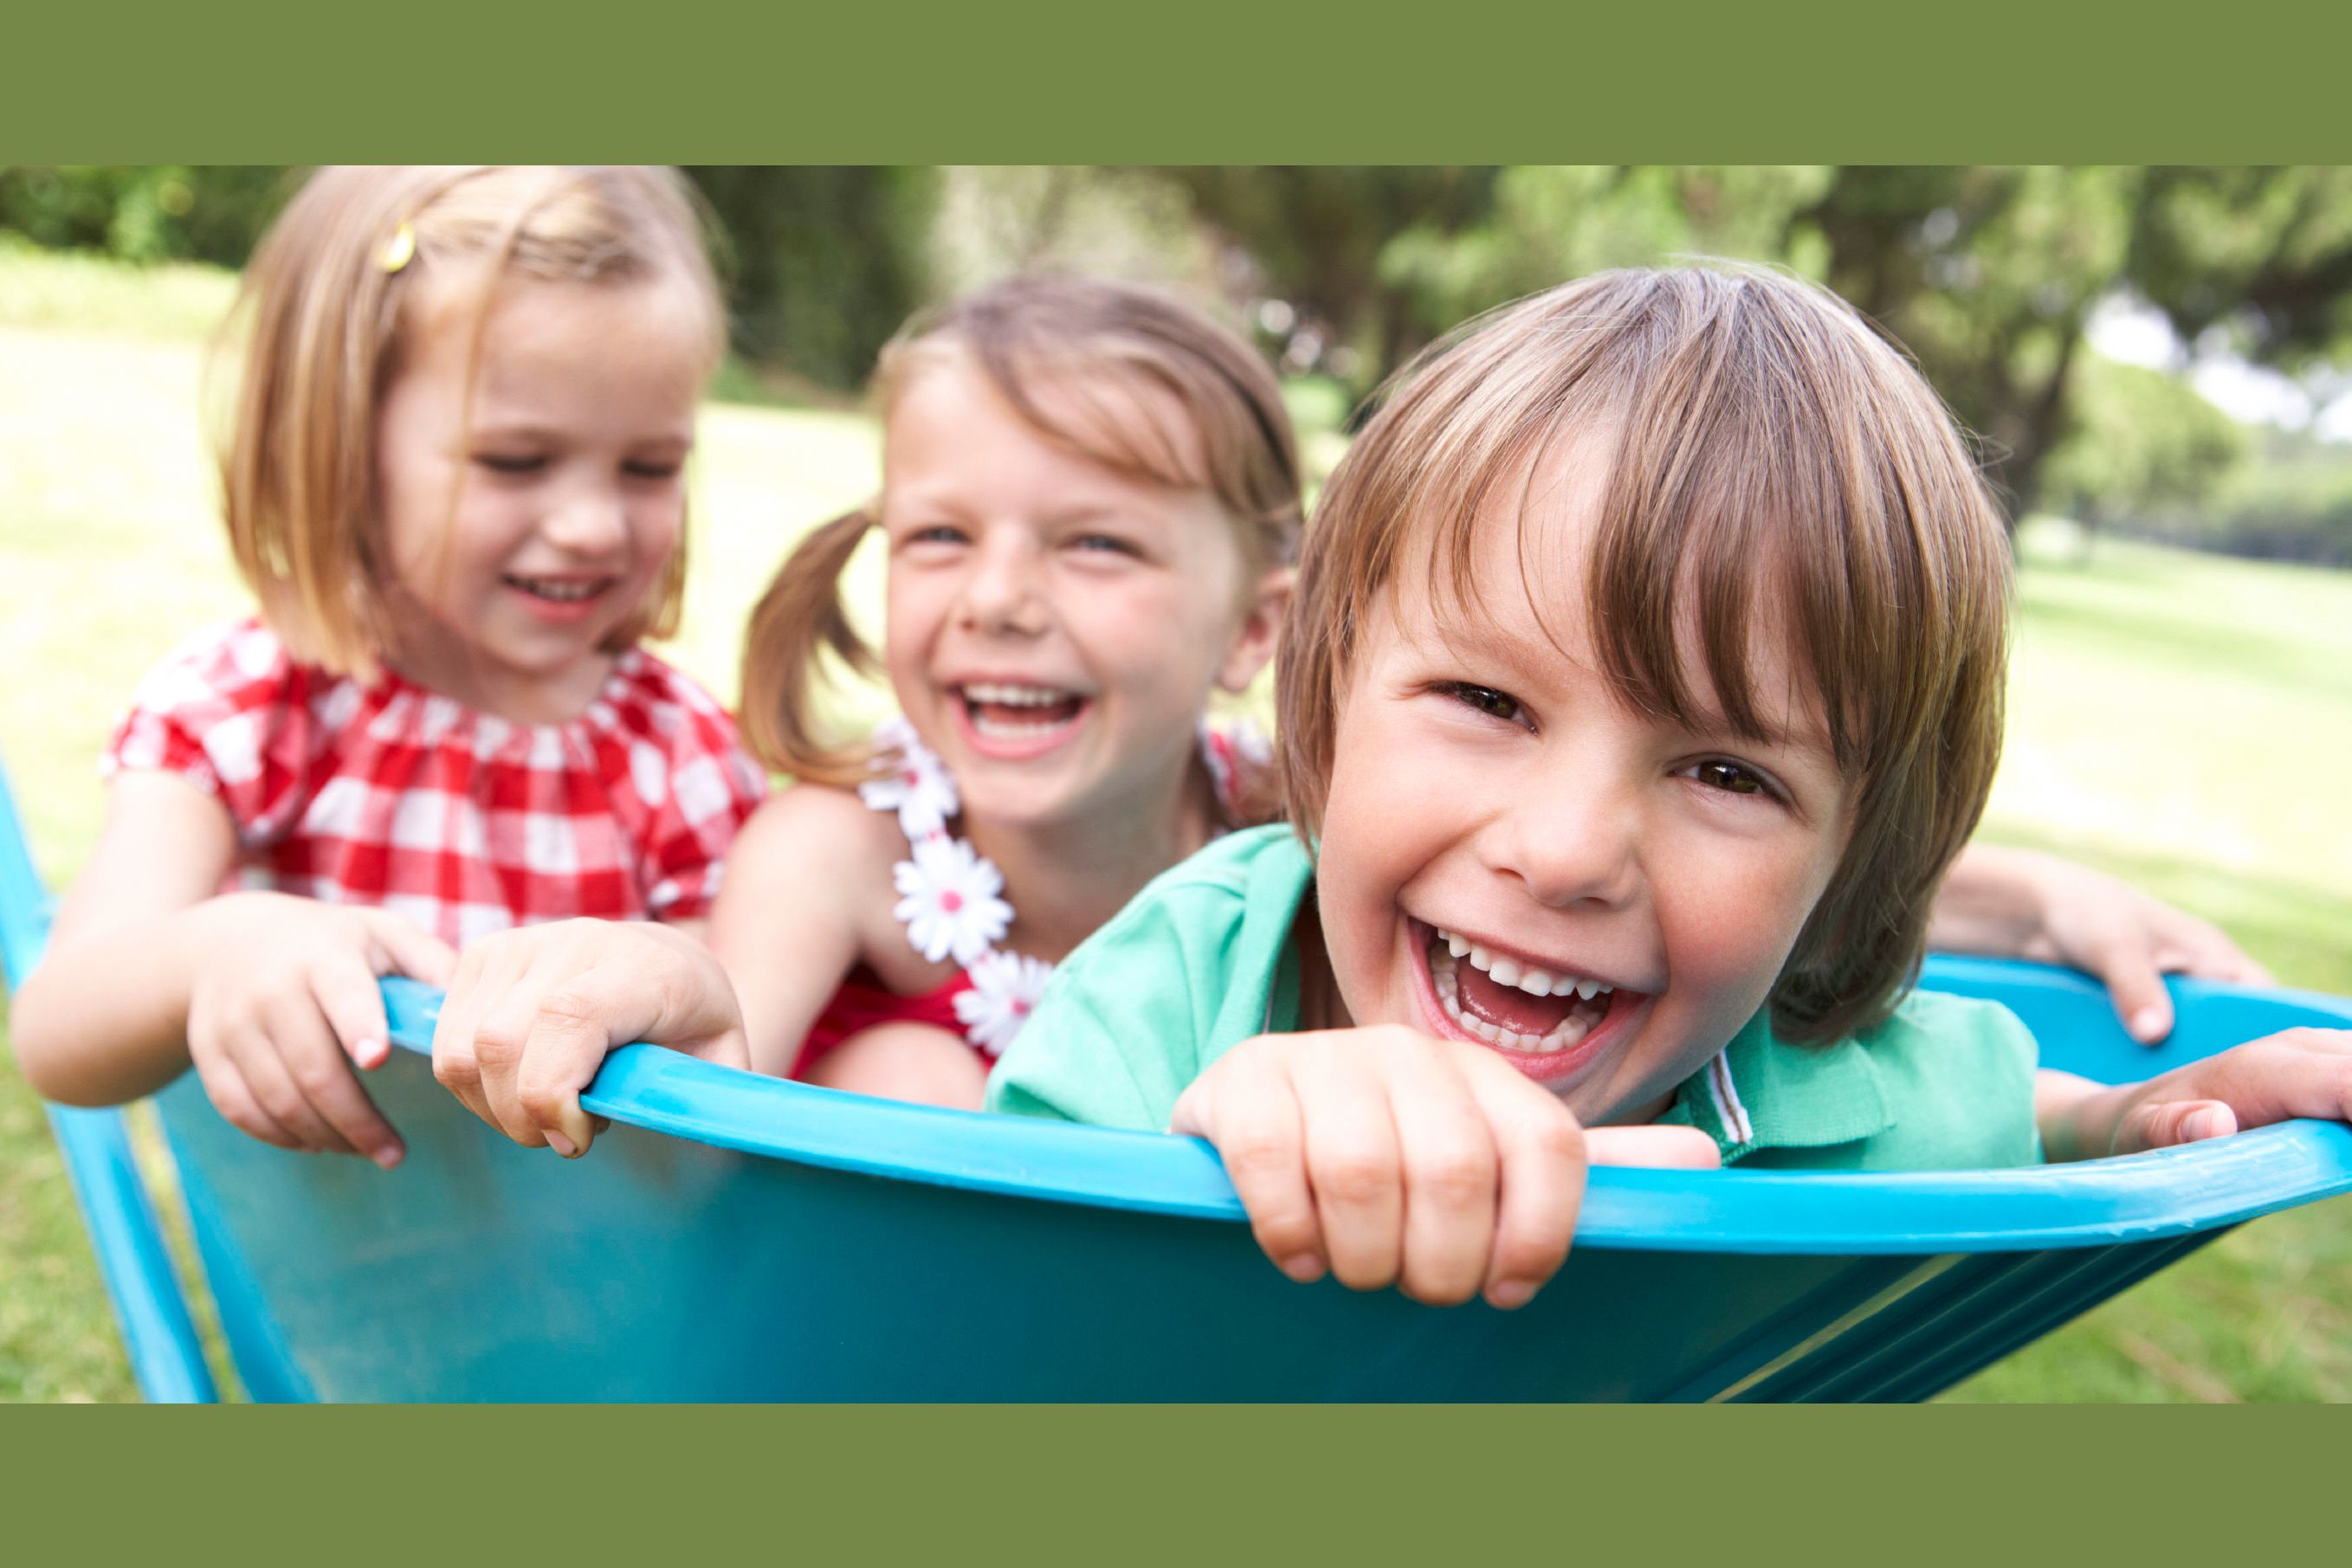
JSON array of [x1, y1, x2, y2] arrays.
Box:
[[378, 223, 417, 274]]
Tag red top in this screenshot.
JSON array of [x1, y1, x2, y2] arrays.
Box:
[[105, 619, 769, 947], [792, 719, 1269, 1078], [797, 965, 977, 1070]]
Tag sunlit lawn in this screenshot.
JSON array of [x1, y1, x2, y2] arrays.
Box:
[[3, 248, 2349, 1401]]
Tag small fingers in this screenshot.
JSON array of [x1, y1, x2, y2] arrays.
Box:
[[1460, 1057, 1586, 1311], [313, 945, 395, 1073], [266, 984, 403, 1166], [2118, 1098, 2239, 1154], [1586, 1125, 1723, 1170], [431, 947, 495, 1128], [1296, 1048, 1405, 1293], [2088, 936, 2174, 1046], [224, 1016, 354, 1156], [189, 1014, 300, 1151], [1387, 1055, 1499, 1307], [361, 909, 459, 989], [514, 990, 619, 1158], [1175, 1051, 1326, 1284]]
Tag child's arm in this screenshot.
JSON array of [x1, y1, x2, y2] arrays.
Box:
[[706, 788, 887, 1079], [1171, 1027, 1718, 1308], [2035, 1029, 2352, 1161], [430, 918, 749, 1157], [1934, 844, 2271, 1042], [12, 772, 452, 1167]]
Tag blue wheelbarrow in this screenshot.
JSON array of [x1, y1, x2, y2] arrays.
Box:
[[7, 759, 2351, 1402]]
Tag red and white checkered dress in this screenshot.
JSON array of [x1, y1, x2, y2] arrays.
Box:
[[104, 619, 769, 947]]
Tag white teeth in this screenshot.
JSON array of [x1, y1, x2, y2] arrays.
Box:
[[963, 682, 1075, 707], [1432, 927, 1613, 1003], [512, 577, 602, 602], [1425, 941, 1600, 1056]]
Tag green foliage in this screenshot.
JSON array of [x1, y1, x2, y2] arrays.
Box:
[[2131, 165, 2352, 366], [1161, 166, 1499, 386], [2039, 352, 2249, 525], [683, 165, 939, 391], [1812, 165, 2141, 513], [0, 165, 290, 266], [1380, 165, 1833, 337], [2113, 427, 2352, 566]]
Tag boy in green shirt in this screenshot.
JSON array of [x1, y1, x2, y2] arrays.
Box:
[[985, 266, 2352, 1310]]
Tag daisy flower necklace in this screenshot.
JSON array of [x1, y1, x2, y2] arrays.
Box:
[[857, 714, 1266, 1058]]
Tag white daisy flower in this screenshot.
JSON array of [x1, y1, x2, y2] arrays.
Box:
[[860, 717, 960, 840], [891, 835, 1011, 967], [954, 949, 1056, 1056]]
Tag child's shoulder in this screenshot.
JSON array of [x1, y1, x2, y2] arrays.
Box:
[[1720, 989, 2040, 1173], [126, 617, 300, 710], [731, 780, 908, 881], [108, 618, 334, 786]]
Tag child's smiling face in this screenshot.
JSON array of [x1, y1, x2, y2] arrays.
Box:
[[1311, 442, 1854, 1126], [878, 349, 1282, 832]]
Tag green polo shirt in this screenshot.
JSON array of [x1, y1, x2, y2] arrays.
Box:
[[986, 825, 2041, 1170]]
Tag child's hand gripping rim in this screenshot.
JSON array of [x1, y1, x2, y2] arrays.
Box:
[[1170, 1026, 1718, 1310]]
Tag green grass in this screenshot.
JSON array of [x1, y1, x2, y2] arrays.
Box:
[[3, 248, 2350, 1402]]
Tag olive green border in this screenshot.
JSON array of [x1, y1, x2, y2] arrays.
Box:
[[7, 3, 2352, 159], [2, 1406, 2342, 1549], [7, 0, 2349, 1544]]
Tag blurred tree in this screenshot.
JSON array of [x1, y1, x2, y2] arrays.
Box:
[[0, 165, 291, 265], [684, 165, 938, 391], [1382, 164, 1832, 335], [1159, 166, 1499, 385], [1806, 165, 2141, 519], [2039, 352, 2250, 539], [2129, 166, 2352, 369]]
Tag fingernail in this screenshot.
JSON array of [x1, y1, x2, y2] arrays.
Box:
[[1487, 1281, 1535, 1310], [2130, 1008, 2167, 1042], [546, 1131, 578, 1158], [372, 1145, 404, 1171], [2185, 1108, 2230, 1142], [1277, 1254, 1325, 1284]]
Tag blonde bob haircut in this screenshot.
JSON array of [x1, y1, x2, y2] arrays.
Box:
[[216, 165, 725, 677], [1278, 266, 2013, 1044], [740, 273, 1302, 808]]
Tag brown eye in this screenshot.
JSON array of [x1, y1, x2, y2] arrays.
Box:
[[1441, 682, 1527, 726], [1695, 760, 1764, 795]]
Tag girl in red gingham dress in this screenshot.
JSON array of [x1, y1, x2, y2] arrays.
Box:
[[11, 168, 766, 1168]]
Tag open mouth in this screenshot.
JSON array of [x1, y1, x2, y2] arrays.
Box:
[[952, 681, 1091, 755], [504, 574, 615, 610], [1412, 920, 1648, 1081]]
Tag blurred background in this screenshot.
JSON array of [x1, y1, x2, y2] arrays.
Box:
[[3, 165, 2349, 1402]]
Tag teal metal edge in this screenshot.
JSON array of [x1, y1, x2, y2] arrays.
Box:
[[0, 760, 218, 1403], [381, 964, 2352, 1256]]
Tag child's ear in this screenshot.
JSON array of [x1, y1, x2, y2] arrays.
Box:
[[1218, 565, 1295, 694]]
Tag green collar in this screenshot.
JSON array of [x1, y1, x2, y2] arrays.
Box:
[[1663, 1009, 1893, 1164]]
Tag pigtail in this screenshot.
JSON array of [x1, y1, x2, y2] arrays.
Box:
[[738, 507, 883, 787]]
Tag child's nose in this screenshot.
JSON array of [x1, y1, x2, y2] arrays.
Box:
[[957, 539, 1049, 636], [543, 487, 630, 555], [1490, 770, 1644, 910]]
